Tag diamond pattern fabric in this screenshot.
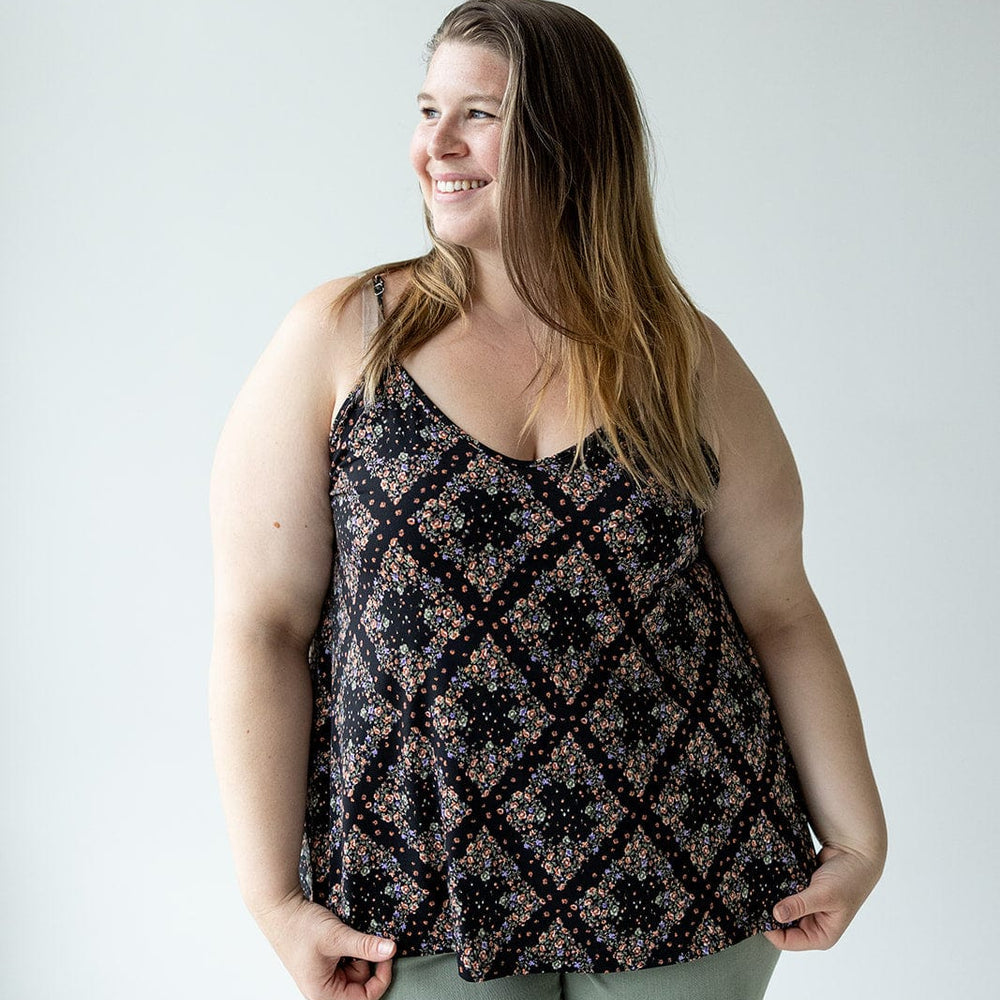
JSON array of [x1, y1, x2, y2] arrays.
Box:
[[301, 347, 816, 981]]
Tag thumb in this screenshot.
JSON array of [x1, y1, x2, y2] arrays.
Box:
[[325, 921, 396, 962], [773, 883, 832, 924]]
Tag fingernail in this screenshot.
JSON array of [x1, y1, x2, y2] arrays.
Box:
[[774, 905, 790, 922], [377, 939, 395, 957]]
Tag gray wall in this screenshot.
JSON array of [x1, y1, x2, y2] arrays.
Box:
[[3, 1, 996, 996]]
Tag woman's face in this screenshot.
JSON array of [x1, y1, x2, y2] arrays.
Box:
[[409, 41, 508, 253]]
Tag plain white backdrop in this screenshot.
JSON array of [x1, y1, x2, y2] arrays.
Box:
[[2, 1, 997, 997]]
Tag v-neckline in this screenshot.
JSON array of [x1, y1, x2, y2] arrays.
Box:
[[393, 361, 601, 467]]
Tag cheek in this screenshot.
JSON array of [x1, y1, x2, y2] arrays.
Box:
[[483, 133, 502, 178], [409, 130, 428, 177]]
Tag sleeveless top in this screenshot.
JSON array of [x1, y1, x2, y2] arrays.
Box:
[[300, 276, 817, 982]]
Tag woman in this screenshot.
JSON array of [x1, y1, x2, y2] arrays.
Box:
[[209, 2, 886, 998]]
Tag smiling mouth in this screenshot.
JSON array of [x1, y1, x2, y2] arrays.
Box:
[[434, 178, 490, 193]]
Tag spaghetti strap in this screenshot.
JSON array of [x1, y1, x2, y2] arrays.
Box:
[[360, 273, 385, 346]]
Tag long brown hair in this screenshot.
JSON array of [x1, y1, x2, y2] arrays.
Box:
[[330, 0, 717, 508]]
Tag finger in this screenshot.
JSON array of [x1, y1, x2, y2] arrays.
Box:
[[770, 904, 850, 953], [364, 959, 394, 1000], [772, 883, 833, 924], [340, 958, 372, 985], [327, 924, 396, 965], [765, 924, 820, 952]]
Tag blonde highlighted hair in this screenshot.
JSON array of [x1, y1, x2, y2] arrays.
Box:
[[330, 0, 717, 509]]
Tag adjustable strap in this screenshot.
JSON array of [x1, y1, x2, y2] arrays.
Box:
[[360, 273, 385, 345]]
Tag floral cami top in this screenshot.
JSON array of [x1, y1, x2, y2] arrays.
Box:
[[300, 277, 816, 981]]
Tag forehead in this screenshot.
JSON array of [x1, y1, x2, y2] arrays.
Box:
[[421, 40, 509, 96]]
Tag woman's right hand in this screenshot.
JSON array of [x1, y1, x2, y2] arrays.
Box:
[[256, 891, 396, 1000]]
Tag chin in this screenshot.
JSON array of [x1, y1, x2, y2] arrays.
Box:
[[423, 196, 497, 251], [430, 221, 496, 252]]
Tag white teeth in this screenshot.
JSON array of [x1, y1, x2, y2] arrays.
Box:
[[435, 179, 487, 192]]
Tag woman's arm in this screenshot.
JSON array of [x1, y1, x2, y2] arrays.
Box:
[[209, 279, 396, 998], [700, 316, 887, 950]]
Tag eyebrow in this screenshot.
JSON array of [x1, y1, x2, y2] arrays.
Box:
[[416, 92, 503, 106]]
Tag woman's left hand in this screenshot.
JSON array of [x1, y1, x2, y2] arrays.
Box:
[[764, 843, 885, 951]]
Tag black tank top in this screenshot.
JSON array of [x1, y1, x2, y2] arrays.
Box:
[[300, 277, 816, 981]]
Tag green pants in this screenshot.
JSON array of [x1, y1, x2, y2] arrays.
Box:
[[384, 934, 780, 1000]]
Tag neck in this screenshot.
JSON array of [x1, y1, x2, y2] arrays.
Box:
[[469, 249, 546, 333]]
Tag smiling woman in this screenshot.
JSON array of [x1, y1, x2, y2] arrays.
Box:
[[209, 3, 886, 999], [409, 42, 506, 251]]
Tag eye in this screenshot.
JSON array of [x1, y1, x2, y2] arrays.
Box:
[[418, 106, 439, 120], [469, 109, 496, 120]]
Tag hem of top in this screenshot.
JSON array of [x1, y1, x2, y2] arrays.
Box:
[[392, 921, 782, 983]]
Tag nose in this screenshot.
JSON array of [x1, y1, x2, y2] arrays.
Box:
[[426, 118, 466, 160]]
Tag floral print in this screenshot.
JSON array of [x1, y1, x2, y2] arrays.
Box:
[[300, 283, 816, 982]]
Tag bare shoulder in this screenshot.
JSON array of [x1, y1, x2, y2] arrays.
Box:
[[697, 312, 794, 479], [211, 271, 372, 485], [278, 264, 411, 399], [698, 314, 758, 457], [269, 275, 366, 393]]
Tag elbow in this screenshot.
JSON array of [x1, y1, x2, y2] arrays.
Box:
[[737, 586, 827, 653]]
